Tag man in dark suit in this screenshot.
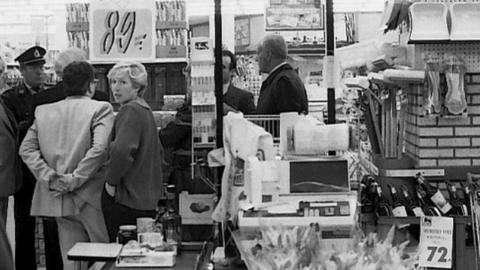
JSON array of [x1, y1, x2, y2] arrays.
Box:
[[0, 219, 13, 270], [222, 50, 255, 115], [0, 100, 16, 270], [1, 45, 47, 270], [255, 34, 308, 115], [0, 99, 21, 224]]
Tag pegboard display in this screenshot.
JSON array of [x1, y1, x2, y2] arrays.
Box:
[[413, 43, 480, 72]]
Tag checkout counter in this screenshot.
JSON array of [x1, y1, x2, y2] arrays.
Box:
[[67, 113, 355, 270]]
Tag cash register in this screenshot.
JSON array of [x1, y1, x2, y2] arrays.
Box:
[[239, 156, 357, 234], [237, 113, 357, 249]]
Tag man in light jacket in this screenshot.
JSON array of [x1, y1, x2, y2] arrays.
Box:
[[19, 61, 114, 270]]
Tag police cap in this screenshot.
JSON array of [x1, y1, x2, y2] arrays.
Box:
[[15, 46, 46, 65]]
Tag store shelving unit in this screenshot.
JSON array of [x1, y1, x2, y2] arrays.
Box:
[[65, 1, 187, 111]]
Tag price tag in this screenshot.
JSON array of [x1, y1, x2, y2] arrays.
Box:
[[90, 0, 155, 61], [418, 216, 453, 269]]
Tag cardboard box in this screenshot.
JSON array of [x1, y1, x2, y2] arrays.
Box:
[[156, 45, 187, 58], [66, 22, 89, 32], [179, 191, 215, 225], [156, 21, 187, 30]]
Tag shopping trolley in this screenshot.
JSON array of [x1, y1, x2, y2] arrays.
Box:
[[244, 114, 280, 145]]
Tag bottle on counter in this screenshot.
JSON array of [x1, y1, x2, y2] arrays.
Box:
[[388, 184, 408, 217], [416, 173, 452, 215], [360, 175, 376, 213], [375, 184, 392, 217], [460, 182, 472, 216], [446, 181, 468, 216], [160, 184, 182, 254], [416, 186, 442, 216], [401, 185, 424, 217]]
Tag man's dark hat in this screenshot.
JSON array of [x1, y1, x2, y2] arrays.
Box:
[[15, 46, 46, 65]]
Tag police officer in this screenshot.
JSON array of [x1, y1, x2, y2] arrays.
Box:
[[1, 45, 47, 270]]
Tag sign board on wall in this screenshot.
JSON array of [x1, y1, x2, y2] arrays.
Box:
[[266, 0, 324, 31], [235, 17, 250, 48], [90, 0, 155, 62]]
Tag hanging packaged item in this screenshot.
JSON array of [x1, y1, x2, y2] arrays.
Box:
[[423, 53, 443, 116], [443, 54, 467, 116]]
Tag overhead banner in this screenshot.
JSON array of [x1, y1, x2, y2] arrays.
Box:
[[90, 0, 156, 61], [418, 216, 454, 269], [266, 0, 324, 31]]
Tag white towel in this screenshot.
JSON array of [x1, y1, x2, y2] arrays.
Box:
[[211, 112, 274, 223]]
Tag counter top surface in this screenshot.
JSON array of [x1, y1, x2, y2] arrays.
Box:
[[89, 252, 198, 270]]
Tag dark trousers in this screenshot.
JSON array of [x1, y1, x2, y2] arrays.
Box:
[[43, 218, 63, 270], [101, 188, 156, 242], [13, 171, 37, 270]]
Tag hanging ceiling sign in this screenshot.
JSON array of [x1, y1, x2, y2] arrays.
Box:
[[266, 0, 324, 31], [90, 0, 155, 62]]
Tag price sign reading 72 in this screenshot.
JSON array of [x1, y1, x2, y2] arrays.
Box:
[[426, 246, 449, 263], [100, 11, 136, 55]]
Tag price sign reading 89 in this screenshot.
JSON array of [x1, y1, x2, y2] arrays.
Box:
[[100, 11, 136, 54], [91, 0, 155, 61]]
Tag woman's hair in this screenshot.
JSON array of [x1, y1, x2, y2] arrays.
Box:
[[63, 61, 94, 96], [107, 61, 148, 96]]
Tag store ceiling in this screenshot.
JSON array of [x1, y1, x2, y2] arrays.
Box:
[[0, 0, 385, 17]]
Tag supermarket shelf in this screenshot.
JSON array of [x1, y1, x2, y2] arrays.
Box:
[[193, 143, 216, 149], [90, 58, 188, 65]]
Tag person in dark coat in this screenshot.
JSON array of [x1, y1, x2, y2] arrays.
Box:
[[222, 50, 255, 115], [1, 45, 48, 270], [102, 61, 164, 242], [0, 218, 13, 270], [0, 99, 20, 224], [255, 34, 308, 115], [159, 96, 192, 191]]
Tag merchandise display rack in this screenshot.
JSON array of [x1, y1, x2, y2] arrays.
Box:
[[354, 1, 480, 269]]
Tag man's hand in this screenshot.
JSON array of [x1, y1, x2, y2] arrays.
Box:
[[105, 182, 116, 197], [48, 173, 74, 196]]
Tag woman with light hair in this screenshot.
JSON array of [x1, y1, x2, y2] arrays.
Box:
[[102, 61, 164, 241]]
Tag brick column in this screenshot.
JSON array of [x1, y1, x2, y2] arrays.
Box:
[[405, 74, 480, 168]]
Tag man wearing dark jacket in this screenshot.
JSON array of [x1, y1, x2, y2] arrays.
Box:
[[0, 99, 20, 224], [222, 50, 255, 115], [1, 45, 47, 270], [255, 34, 308, 115]]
